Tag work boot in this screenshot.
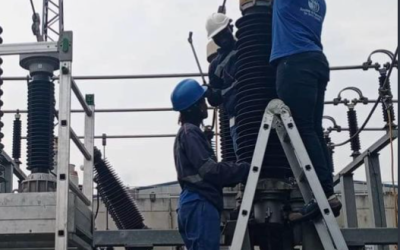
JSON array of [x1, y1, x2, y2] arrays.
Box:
[[288, 195, 342, 223]]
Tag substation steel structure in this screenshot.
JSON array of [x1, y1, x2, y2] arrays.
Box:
[[0, 0, 398, 249], [0, 32, 96, 250]]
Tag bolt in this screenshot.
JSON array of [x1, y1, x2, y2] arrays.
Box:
[[61, 66, 69, 74]]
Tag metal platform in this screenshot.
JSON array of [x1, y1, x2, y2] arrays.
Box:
[[93, 228, 398, 248], [0, 192, 92, 250]]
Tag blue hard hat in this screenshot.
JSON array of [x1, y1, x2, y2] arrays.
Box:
[[171, 79, 208, 111]]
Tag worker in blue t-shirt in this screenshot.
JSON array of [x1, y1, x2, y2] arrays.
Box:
[[270, 0, 342, 222], [171, 79, 250, 250]]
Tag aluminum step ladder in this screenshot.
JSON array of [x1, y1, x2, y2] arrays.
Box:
[[230, 99, 348, 250]]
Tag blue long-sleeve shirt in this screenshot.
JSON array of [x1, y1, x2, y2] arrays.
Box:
[[207, 46, 238, 119], [174, 123, 250, 211]]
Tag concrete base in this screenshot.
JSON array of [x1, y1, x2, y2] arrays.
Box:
[[20, 173, 57, 192], [0, 192, 92, 249]]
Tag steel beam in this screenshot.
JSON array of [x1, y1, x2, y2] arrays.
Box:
[[55, 109, 92, 161], [69, 181, 90, 206], [94, 230, 184, 247], [55, 61, 72, 250], [93, 228, 398, 247], [71, 79, 93, 117], [0, 155, 13, 193], [70, 127, 91, 161], [0, 42, 58, 56], [1, 102, 398, 114], [63, 73, 205, 80], [3, 107, 175, 114], [340, 174, 358, 228], [82, 95, 95, 208], [0, 143, 27, 181], [333, 130, 398, 185], [330, 64, 380, 71], [84, 134, 176, 139], [341, 229, 398, 246], [364, 153, 389, 250], [365, 154, 387, 228], [0, 64, 385, 81], [21, 134, 177, 140], [12, 163, 27, 181]]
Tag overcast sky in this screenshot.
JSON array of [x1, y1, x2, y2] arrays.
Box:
[[0, 0, 398, 188]]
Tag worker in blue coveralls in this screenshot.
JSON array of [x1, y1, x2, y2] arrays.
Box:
[[171, 79, 250, 250], [270, 0, 341, 221], [205, 13, 239, 155]]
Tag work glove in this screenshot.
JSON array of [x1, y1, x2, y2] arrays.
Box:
[[205, 87, 223, 107], [203, 125, 215, 142]]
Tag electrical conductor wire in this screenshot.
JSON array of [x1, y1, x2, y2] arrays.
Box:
[[333, 47, 398, 147]]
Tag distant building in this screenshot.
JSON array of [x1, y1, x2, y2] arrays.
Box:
[[94, 181, 398, 250]]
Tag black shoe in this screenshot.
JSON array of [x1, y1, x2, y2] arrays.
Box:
[[289, 195, 342, 223]]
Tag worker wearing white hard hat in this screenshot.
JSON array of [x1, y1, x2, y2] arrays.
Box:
[[206, 13, 232, 39], [205, 13, 239, 156]]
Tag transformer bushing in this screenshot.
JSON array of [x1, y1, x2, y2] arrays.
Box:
[[12, 112, 22, 161], [19, 53, 59, 192], [0, 27, 5, 187], [234, 1, 295, 249], [347, 106, 361, 158], [323, 131, 335, 173], [93, 148, 146, 231], [219, 107, 236, 162], [379, 69, 396, 128], [235, 1, 291, 178]]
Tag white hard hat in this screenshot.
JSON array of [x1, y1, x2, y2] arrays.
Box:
[[206, 13, 231, 39], [206, 40, 220, 63]]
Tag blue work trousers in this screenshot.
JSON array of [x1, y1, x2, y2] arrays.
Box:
[[276, 51, 334, 197], [178, 199, 220, 250]]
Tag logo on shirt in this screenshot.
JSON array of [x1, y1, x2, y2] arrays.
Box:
[[308, 0, 320, 13]]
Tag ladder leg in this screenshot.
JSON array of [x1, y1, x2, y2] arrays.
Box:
[[275, 121, 337, 250], [275, 110, 348, 250], [230, 109, 275, 250]]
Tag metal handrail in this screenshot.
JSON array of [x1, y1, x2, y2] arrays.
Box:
[[0, 63, 388, 81], [1, 100, 397, 114], [71, 79, 93, 117]]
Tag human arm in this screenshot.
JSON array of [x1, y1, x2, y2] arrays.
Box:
[[206, 59, 224, 107], [182, 127, 250, 187]]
